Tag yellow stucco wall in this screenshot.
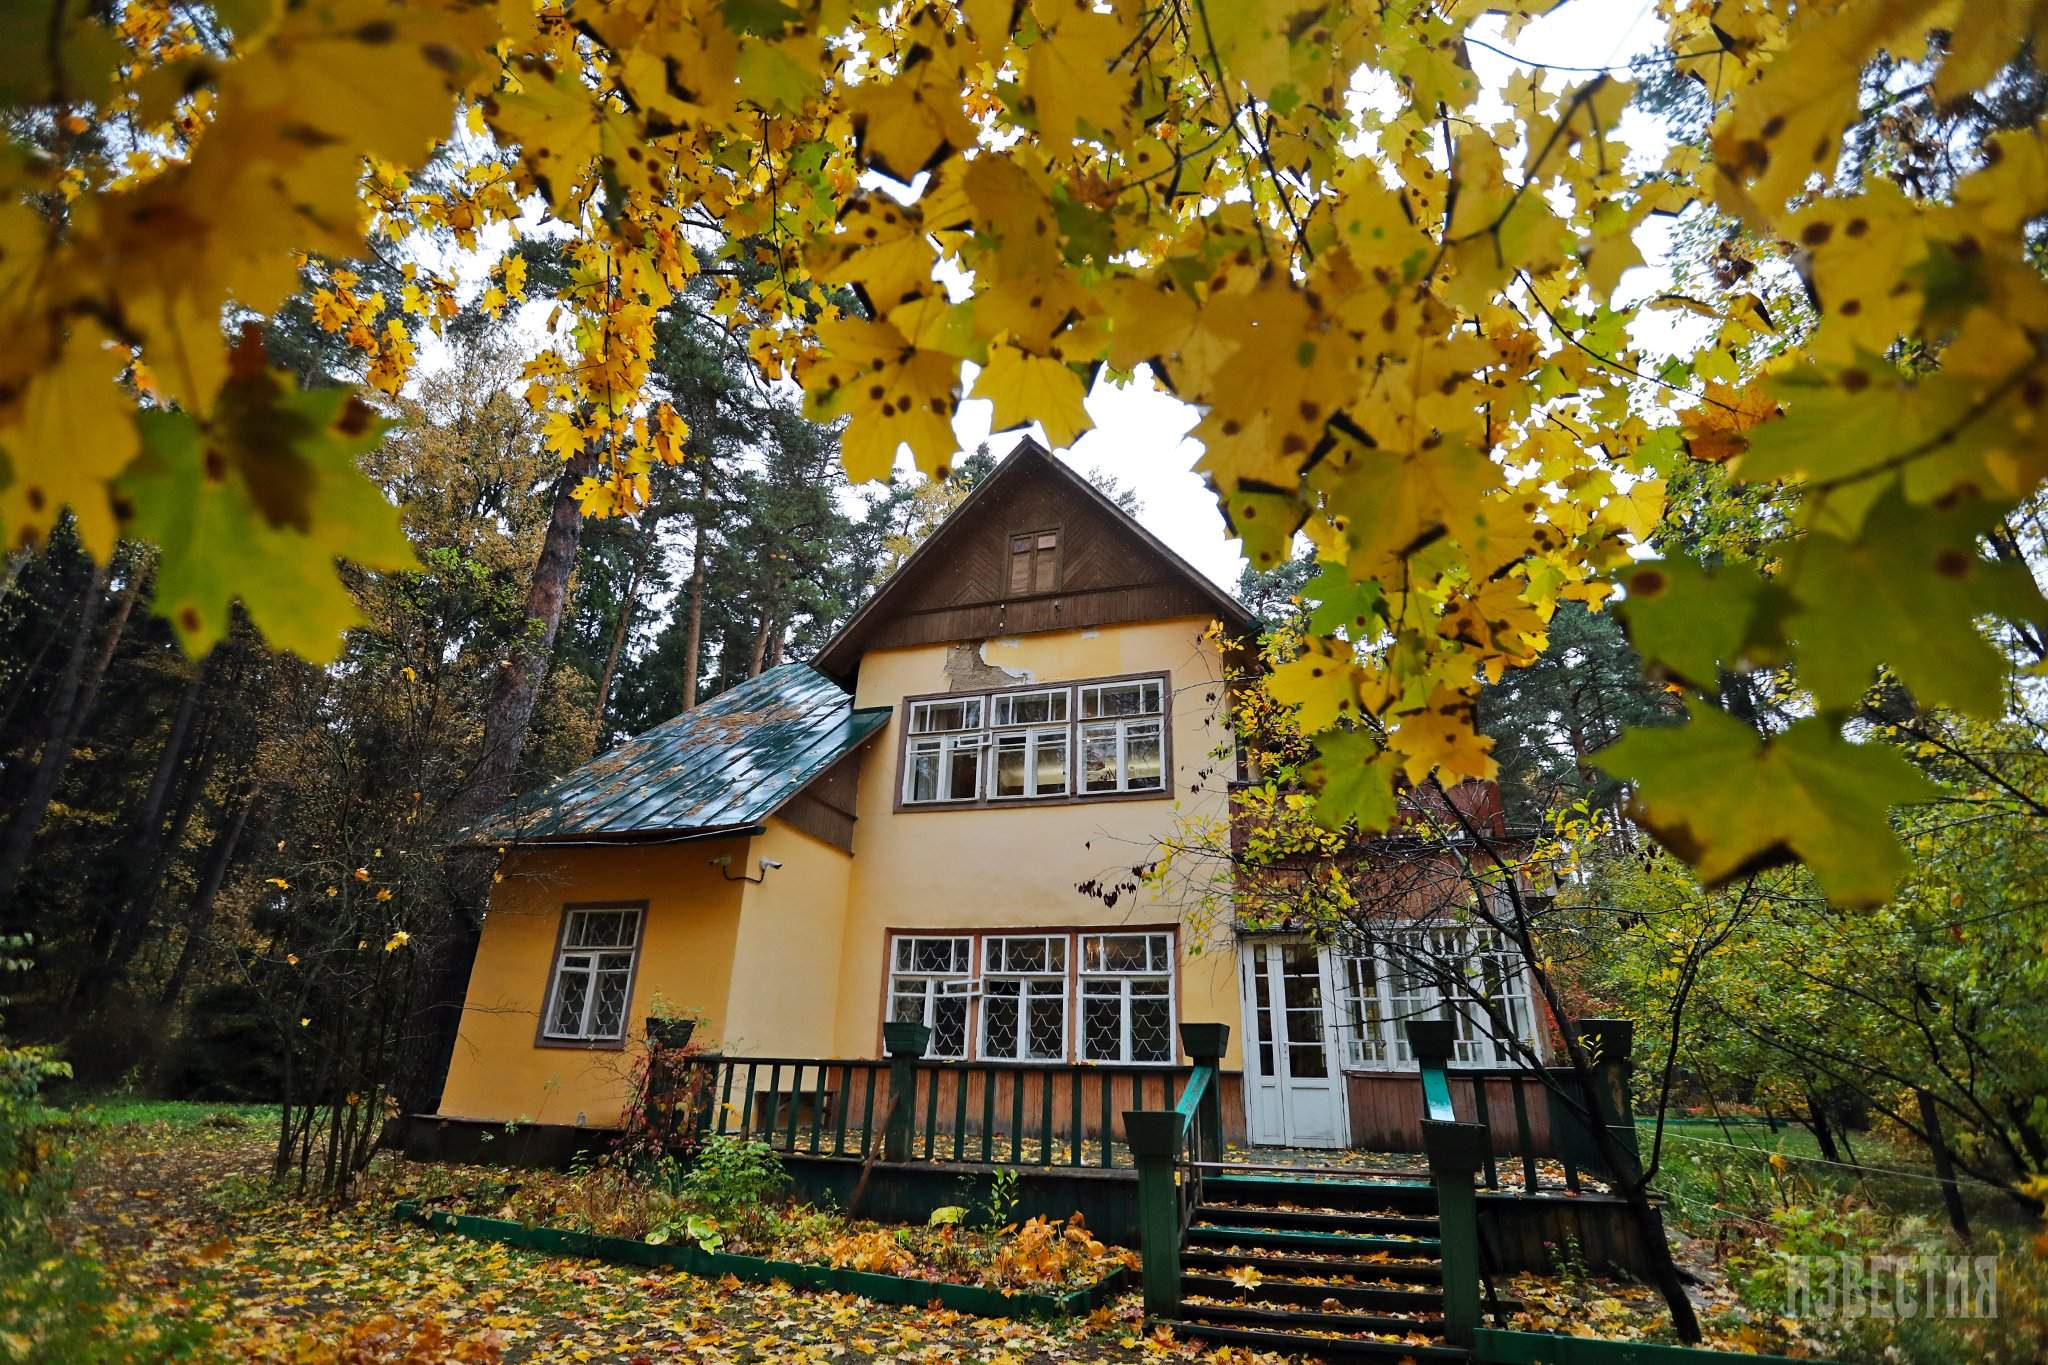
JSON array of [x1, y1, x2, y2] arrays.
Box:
[[834, 616, 1244, 1067], [439, 614, 1245, 1126], [724, 817, 855, 1057], [436, 836, 750, 1126]]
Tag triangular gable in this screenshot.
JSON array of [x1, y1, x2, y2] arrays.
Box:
[[814, 438, 1256, 681]]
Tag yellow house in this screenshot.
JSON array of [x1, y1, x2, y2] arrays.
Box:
[[429, 439, 1544, 1157]]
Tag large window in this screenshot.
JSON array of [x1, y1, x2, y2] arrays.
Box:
[[883, 928, 1175, 1063], [542, 906, 643, 1043], [1079, 932, 1175, 1063], [899, 675, 1167, 808], [980, 935, 1068, 1061], [1338, 926, 1541, 1069], [889, 936, 972, 1059]]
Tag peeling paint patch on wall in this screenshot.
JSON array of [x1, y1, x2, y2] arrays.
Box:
[[942, 641, 1033, 691]]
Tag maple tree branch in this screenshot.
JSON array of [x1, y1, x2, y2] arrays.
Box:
[[1514, 268, 1746, 414]]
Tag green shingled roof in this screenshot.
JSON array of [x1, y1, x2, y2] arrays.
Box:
[[462, 663, 890, 846]]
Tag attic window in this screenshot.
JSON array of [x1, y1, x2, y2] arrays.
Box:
[[1008, 530, 1060, 595]]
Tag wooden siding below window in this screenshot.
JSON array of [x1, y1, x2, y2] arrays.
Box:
[[1345, 1070, 1559, 1156]]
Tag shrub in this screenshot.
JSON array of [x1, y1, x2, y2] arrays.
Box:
[[677, 1135, 788, 1219]]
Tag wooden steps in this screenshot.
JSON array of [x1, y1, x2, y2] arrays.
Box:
[[1163, 1186, 1470, 1362]]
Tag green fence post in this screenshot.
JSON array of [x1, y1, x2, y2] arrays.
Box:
[[881, 1021, 930, 1163], [1572, 1017, 1640, 1166], [1421, 1117, 1487, 1351], [1179, 1022, 1228, 1160], [1123, 1109, 1183, 1321]]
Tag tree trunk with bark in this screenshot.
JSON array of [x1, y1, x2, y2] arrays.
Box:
[[591, 543, 643, 740], [404, 448, 596, 1114], [0, 560, 109, 921], [680, 509, 708, 712]]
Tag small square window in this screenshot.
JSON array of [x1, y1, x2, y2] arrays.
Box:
[[1008, 530, 1059, 595]]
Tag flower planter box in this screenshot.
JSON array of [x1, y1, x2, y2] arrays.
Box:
[[392, 1200, 1129, 1319]]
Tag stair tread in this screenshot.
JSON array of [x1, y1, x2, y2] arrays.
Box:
[[1183, 1271, 1445, 1298], [1198, 1202, 1440, 1225], [1204, 1171, 1438, 1191], [1181, 1300, 1445, 1333], [1182, 1248, 1446, 1278], [1158, 1316, 1471, 1361], [1189, 1222, 1442, 1250]]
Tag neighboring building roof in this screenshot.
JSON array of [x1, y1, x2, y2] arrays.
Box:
[[460, 664, 891, 847], [813, 437, 1257, 680]]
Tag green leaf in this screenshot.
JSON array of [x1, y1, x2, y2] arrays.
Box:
[[1596, 704, 1940, 906], [1307, 730, 1401, 834], [1614, 557, 1791, 692], [119, 380, 416, 663], [1303, 562, 1384, 638], [1784, 486, 2046, 716]]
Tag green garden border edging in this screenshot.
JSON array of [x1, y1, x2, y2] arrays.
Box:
[[1476, 1327, 1820, 1364], [392, 1201, 1129, 1319]]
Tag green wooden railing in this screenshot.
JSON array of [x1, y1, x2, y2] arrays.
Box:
[[1123, 1022, 1228, 1319], [654, 1036, 1195, 1170]]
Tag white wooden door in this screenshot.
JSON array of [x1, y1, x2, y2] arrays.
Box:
[[1240, 941, 1349, 1149]]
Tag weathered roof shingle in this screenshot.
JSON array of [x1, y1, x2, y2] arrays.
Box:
[[462, 663, 889, 846]]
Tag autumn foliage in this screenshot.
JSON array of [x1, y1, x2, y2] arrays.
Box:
[[2, 0, 2045, 895]]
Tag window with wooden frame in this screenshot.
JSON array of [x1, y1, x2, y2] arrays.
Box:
[[881, 927, 1176, 1064], [903, 696, 985, 805], [1078, 931, 1176, 1063], [897, 674, 1167, 808], [979, 935, 1068, 1062], [541, 906, 643, 1043], [888, 935, 973, 1059], [1007, 529, 1060, 595]]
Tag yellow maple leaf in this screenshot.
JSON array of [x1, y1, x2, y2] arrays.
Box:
[[972, 345, 1091, 450]]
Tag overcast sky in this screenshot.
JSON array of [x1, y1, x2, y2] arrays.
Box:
[[936, 0, 1675, 592], [418, 0, 1681, 596]]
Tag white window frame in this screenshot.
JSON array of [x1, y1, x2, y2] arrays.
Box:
[[888, 935, 973, 1059], [1078, 679, 1163, 718], [977, 935, 1069, 1062], [904, 733, 984, 804], [1339, 925, 1542, 1069], [1079, 717, 1165, 794], [1078, 931, 1177, 1065], [541, 906, 643, 1043], [900, 675, 1167, 807], [991, 727, 1070, 799], [991, 687, 1069, 727]]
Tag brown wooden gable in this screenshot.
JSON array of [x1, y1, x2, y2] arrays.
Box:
[[813, 438, 1256, 680]]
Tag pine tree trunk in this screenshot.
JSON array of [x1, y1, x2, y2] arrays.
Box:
[[155, 792, 251, 1017], [591, 554, 641, 740], [0, 560, 109, 922], [72, 546, 146, 727], [69, 672, 204, 1007], [747, 611, 772, 678], [407, 447, 596, 1115], [681, 512, 707, 712]]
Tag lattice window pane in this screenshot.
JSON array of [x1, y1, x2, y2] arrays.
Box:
[[1026, 991, 1065, 1060], [549, 967, 589, 1036], [931, 995, 968, 1058], [1081, 982, 1123, 1062], [1128, 981, 1172, 1063], [592, 968, 630, 1038]]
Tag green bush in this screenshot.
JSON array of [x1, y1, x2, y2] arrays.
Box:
[[677, 1135, 789, 1218]]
